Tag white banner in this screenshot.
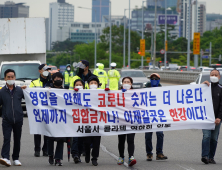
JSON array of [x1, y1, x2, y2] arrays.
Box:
[[24, 84, 215, 137]]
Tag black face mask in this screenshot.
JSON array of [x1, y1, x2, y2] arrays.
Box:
[[54, 80, 62, 87], [77, 68, 84, 75]]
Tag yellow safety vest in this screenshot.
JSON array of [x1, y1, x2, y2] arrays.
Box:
[[69, 75, 89, 90], [64, 71, 74, 86], [108, 69, 120, 90], [29, 78, 43, 88]]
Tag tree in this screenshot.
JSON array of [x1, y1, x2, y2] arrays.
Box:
[[52, 39, 83, 52]]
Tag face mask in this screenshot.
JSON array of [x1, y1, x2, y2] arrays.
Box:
[[7, 80, 15, 85], [77, 68, 84, 75], [90, 84, 98, 89], [42, 71, 49, 77], [123, 84, 131, 90], [54, 80, 62, 87], [150, 80, 160, 87], [210, 76, 219, 83], [67, 67, 70, 71], [76, 86, 83, 90]]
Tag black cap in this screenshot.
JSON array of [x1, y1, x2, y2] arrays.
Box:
[[87, 75, 99, 85], [80, 60, 89, 67], [38, 64, 46, 70]]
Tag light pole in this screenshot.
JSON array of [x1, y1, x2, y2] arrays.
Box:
[[187, 0, 191, 71], [141, 1, 146, 69], [78, 7, 97, 69], [128, 0, 131, 68], [194, 0, 198, 68], [164, 0, 167, 69], [109, 1, 112, 68], [153, 0, 157, 69]]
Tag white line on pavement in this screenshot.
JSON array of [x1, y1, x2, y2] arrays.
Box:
[[100, 144, 137, 170], [178, 164, 195, 170]]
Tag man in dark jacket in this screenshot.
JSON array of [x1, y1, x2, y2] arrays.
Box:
[[145, 73, 168, 161], [201, 69, 222, 164], [0, 69, 26, 167]]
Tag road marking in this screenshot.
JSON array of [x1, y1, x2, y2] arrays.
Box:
[[178, 165, 195, 170], [100, 144, 137, 170]]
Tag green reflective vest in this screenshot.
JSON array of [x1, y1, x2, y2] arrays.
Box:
[[29, 78, 43, 88], [108, 69, 120, 90], [64, 71, 74, 86]]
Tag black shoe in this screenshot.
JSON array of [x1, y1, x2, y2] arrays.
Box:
[[49, 156, 54, 165], [43, 151, 48, 157], [201, 157, 209, 164], [74, 156, 80, 164], [92, 159, 98, 166], [34, 151, 40, 157], [85, 154, 90, 163], [55, 159, 62, 166], [209, 159, 216, 164], [156, 153, 168, 160]]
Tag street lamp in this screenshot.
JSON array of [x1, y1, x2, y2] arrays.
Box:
[[187, 0, 191, 71], [128, 0, 131, 69], [141, 1, 146, 69], [78, 7, 97, 69]]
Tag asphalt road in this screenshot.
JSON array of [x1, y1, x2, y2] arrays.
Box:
[[1, 82, 222, 170]]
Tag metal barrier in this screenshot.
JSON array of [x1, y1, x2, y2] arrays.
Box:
[[93, 69, 200, 84]]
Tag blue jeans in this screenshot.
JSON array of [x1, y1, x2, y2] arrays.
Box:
[[71, 137, 83, 157], [145, 131, 164, 155], [202, 123, 221, 159]]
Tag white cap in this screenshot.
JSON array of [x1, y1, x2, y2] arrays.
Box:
[[96, 63, 101, 67], [43, 66, 51, 71], [111, 63, 116, 67]]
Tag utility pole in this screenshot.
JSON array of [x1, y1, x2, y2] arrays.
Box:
[[109, 1, 112, 68], [164, 0, 167, 68], [187, 0, 191, 71], [153, 0, 157, 69], [209, 42, 212, 66], [141, 1, 145, 69], [128, 0, 131, 68], [194, 0, 198, 68]]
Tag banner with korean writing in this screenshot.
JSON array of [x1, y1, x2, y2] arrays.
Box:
[[23, 84, 215, 137]]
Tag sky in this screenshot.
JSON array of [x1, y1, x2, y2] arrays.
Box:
[[2, 0, 222, 22]]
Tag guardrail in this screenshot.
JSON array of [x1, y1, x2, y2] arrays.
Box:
[[93, 69, 200, 84]]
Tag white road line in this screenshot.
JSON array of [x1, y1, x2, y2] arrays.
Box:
[[100, 144, 137, 170], [178, 164, 195, 170]]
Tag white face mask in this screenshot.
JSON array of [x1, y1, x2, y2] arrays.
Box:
[[210, 76, 219, 83], [76, 86, 83, 90], [42, 71, 49, 77], [90, 84, 98, 89], [7, 80, 15, 85], [123, 84, 131, 90], [67, 67, 71, 71]]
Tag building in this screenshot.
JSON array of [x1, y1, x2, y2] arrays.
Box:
[[191, 1, 206, 38], [206, 13, 222, 31], [57, 22, 107, 43], [102, 15, 128, 27], [131, 6, 180, 38], [48, 0, 74, 50], [92, 0, 109, 22], [146, 0, 177, 8], [45, 18, 50, 51], [0, 1, 29, 18]]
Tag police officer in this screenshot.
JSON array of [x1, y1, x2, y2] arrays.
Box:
[[93, 63, 101, 75], [108, 63, 120, 90], [69, 60, 95, 90], [63, 64, 74, 89], [29, 64, 52, 157], [94, 63, 107, 89]]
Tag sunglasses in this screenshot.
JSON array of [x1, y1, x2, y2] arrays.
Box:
[[150, 77, 160, 80]]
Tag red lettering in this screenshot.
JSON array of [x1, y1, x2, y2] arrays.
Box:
[[178, 108, 187, 121], [90, 109, 98, 123], [98, 94, 106, 107], [117, 93, 125, 107], [80, 109, 89, 123], [99, 111, 107, 123], [108, 93, 116, 107], [169, 108, 180, 121], [72, 109, 80, 123]]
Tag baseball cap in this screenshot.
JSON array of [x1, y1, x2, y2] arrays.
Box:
[[150, 73, 160, 79], [38, 64, 51, 70]]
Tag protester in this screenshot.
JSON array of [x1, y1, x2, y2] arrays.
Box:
[[145, 73, 168, 161], [72, 79, 85, 164], [94, 63, 108, 89], [69, 60, 95, 90], [84, 75, 102, 166], [108, 62, 120, 90], [0, 69, 26, 167], [63, 64, 74, 89], [47, 72, 65, 166], [201, 69, 222, 164], [118, 77, 137, 167], [29, 64, 52, 157]]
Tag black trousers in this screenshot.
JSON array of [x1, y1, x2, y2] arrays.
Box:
[[84, 136, 101, 160], [118, 133, 135, 158], [34, 135, 48, 152], [1, 120, 23, 160], [71, 137, 84, 157], [48, 138, 64, 160]]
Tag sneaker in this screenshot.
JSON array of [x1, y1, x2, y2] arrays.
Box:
[[147, 154, 153, 161], [43, 151, 48, 157], [34, 151, 40, 157], [92, 159, 98, 166], [0, 158, 11, 167], [156, 154, 168, 160], [209, 158, 216, 164], [74, 156, 80, 164], [128, 156, 137, 167], [48, 156, 54, 165], [117, 157, 124, 165], [201, 157, 209, 164], [13, 160, 22, 166], [55, 159, 62, 166]]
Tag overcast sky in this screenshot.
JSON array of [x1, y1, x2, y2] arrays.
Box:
[[5, 0, 222, 22]]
